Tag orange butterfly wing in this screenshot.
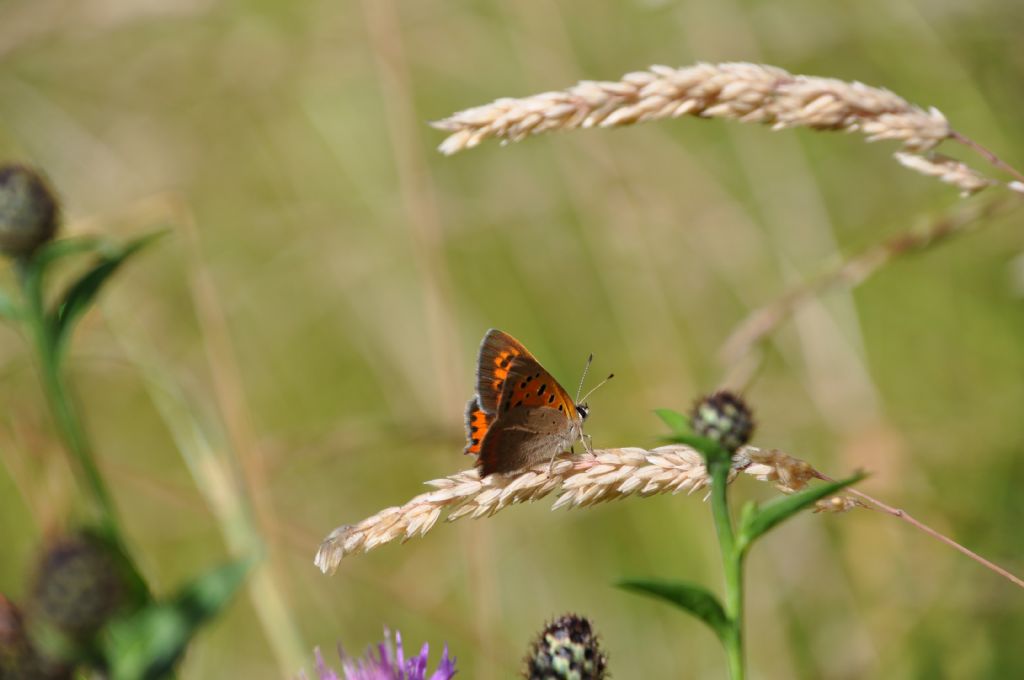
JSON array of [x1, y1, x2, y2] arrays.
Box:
[[464, 329, 537, 456], [465, 329, 580, 469], [474, 329, 537, 413], [477, 356, 581, 474], [495, 356, 578, 416], [464, 398, 491, 455]]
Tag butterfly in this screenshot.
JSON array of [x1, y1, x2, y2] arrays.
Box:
[[464, 329, 612, 476]]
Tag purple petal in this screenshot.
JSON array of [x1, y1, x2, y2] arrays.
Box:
[[394, 629, 405, 671], [313, 629, 455, 680], [428, 645, 457, 680], [314, 647, 341, 680], [399, 641, 427, 680]]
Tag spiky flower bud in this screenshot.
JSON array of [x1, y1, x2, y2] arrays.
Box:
[[26, 530, 129, 641], [691, 391, 755, 452], [0, 164, 59, 259], [524, 614, 607, 680], [0, 595, 71, 680]]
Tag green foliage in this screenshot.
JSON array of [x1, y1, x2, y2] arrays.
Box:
[[736, 473, 866, 554], [618, 579, 729, 642], [101, 557, 252, 680], [626, 399, 865, 679], [50, 231, 167, 358], [654, 408, 691, 436], [0, 226, 247, 679], [31, 236, 109, 268]]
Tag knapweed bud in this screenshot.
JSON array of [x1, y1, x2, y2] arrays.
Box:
[[0, 595, 71, 680], [524, 614, 607, 680], [0, 164, 59, 259], [26, 530, 129, 641], [691, 391, 754, 452]]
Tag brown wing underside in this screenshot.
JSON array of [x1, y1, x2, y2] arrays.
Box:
[[477, 406, 578, 475]]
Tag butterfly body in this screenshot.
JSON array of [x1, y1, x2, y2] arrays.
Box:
[[465, 329, 589, 476]]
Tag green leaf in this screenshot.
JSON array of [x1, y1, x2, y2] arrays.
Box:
[[102, 556, 252, 680], [654, 408, 691, 435], [14, 237, 109, 313], [50, 231, 166, 355], [737, 472, 865, 553], [32, 236, 111, 268], [619, 579, 730, 642]]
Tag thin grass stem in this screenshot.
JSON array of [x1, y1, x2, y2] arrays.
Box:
[[951, 131, 1024, 186], [814, 472, 1024, 590], [16, 257, 120, 540], [708, 457, 744, 680]]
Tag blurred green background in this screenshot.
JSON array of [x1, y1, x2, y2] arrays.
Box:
[[1, 0, 1023, 677]]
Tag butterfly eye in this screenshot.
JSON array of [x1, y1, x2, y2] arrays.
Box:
[[575, 404, 589, 420]]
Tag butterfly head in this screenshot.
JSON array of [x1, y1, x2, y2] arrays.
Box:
[[574, 370, 614, 422]]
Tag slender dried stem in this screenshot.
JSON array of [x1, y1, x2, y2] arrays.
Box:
[[813, 472, 1024, 590], [719, 195, 1016, 383], [951, 131, 1024, 186]]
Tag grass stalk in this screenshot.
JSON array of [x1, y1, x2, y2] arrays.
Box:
[[16, 257, 120, 540], [708, 456, 745, 679]]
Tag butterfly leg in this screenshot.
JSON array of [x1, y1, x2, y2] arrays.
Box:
[[582, 433, 594, 454], [546, 449, 562, 475]]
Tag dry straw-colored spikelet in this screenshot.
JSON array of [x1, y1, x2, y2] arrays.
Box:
[[434, 62, 949, 153], [315, 444, 815, 575], [893, 152, 995, 196], [433, 61, 1012, 196]]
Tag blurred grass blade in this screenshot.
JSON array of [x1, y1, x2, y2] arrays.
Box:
[[619, 579, 729, 642], [50, 231, 167, 356], [654, 408, 691, 436], [103, 556, 253, 680], [737, 472, 865, 553], [105, 310, 307, 674], [0, 289, 20, 320]]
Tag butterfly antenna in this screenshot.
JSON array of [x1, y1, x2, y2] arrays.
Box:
[[579, 372, 615, 404], [575, 353, 594, 403]]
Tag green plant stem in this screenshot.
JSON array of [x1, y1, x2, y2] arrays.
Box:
[[17, 259, 121, 540], [709, 458, 745, 680]]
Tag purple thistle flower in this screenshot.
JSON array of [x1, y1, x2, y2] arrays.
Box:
[[307, 629, 456, 680]]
